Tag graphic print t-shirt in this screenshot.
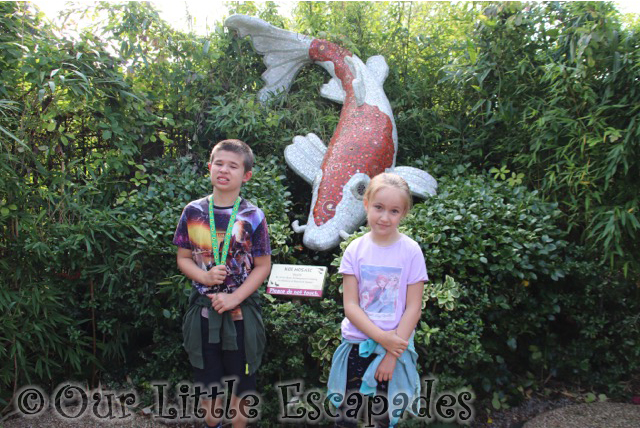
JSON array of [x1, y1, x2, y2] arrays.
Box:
[[338, 233, 428, 341], [173, 196, 271, 318]]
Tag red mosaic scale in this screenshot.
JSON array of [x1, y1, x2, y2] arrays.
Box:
[[310, 40, 395, 226]]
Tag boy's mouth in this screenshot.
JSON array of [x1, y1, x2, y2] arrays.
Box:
[[217, 176, 230, 184]]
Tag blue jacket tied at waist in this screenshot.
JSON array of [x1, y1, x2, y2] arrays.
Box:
[[327, 337, 421, 427]]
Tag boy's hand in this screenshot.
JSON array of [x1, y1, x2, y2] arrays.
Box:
[[375, 353, 397, 382], [200, 264, 227, 287], [209, 292, 239, 314], [378, 330, 408, 358]]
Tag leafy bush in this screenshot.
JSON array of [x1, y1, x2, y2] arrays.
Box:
[[441, 1, 640, 277], [405, 169, 570, 390]]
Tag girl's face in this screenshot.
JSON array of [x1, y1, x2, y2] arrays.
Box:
[[364, 186, 407, 241]]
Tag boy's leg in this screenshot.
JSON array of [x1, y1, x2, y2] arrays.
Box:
[[194, 316, 225, 427], [222, 320, 257, 428], [334, 346, 390, 428]]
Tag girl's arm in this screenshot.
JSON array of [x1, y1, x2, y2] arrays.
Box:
[[343, 274, 408, 358], [375, 281, 424, 382], [395, 281, 425, 340]]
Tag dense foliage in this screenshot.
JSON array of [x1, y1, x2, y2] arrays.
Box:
[[1, 0, 638, 424]]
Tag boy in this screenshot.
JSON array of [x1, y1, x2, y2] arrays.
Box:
[[173, 139, 271, 428]]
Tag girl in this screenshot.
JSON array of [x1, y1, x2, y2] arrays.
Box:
[[327, 173, 428, 428]]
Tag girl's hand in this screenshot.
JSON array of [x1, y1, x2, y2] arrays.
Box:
[[201, 264, 227, 286], [375, 353, 397, 382], [378, 330, 408, 358]]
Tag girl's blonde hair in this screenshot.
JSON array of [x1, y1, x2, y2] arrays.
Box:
[[363, 173, 413, 214]]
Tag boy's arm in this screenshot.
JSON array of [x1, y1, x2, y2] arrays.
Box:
[[375, 281, 424, 381], [343, 274, 408, 358], [210, 254, 271, 314], [176, 247, 227, 286]]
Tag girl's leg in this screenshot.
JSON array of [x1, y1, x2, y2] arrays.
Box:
[[335, 346, 389, 428]]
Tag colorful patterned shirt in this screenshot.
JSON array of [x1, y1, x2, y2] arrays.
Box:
[[173, 196, 271, 318]]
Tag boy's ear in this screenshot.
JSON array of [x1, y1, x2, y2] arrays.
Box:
[[363, 197, 369, 211], [242, 170, 252, 182]]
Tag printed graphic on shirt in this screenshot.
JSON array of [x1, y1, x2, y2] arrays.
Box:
[[359, 264, 403, 321], [173, 198, 271, 296]]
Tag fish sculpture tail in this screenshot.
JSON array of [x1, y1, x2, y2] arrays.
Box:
[[225, 15, 313, 103]]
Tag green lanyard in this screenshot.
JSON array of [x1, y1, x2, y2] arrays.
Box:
[[208, 195, 242, 266]]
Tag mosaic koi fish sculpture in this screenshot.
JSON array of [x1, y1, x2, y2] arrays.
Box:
[[225, 15, 437, 251]]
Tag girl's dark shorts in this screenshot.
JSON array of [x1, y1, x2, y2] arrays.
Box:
[[193, 315, 256, 397], [335, 344, 390, 428]]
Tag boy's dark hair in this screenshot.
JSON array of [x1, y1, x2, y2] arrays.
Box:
[[209, 139, 254, 172]]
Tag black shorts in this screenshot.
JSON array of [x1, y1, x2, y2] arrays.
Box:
[[335, 345, 389, 428], [193, 316, 256, 398]]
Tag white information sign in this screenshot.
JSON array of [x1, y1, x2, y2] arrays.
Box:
[[266, 264, 327, 298]]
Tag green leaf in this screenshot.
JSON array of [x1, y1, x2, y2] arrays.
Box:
[[466, 39, 477, 64], [491, 393, 501, 410]]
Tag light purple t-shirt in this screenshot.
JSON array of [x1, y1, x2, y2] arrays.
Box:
[[339, 233, 428, 341]]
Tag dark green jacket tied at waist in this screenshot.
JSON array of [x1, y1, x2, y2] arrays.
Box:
[[182, 288, 266, 374]]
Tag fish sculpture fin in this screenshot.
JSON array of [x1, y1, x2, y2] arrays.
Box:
[[320, 78, 346, 104], [225, 15, 313, 103], [365, 55, 389, 86], [291, 220, 306, 233], [345, 56, 366, 106], [284, 133, 327, 185], [390, 166, 438, 197]]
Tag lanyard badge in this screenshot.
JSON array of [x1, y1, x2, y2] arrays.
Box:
[[208, 195, 242, 267]]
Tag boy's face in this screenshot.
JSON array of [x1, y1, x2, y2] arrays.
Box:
[[208, 150, 252, 193]]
